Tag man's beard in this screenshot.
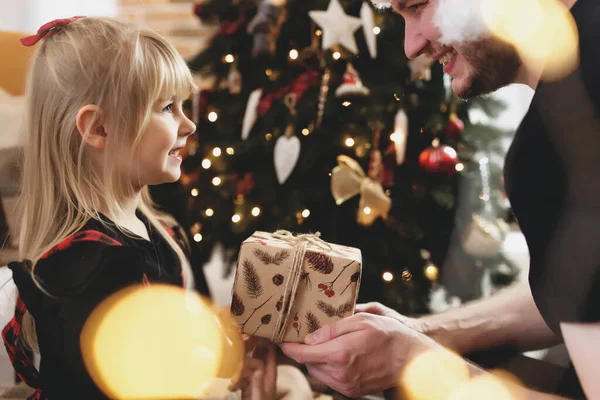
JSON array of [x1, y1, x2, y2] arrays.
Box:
[[454, 36, 522, 99]]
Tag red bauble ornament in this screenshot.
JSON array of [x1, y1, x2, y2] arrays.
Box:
[[444, 113, 464, 139], [236, 172, 255, 197], [419, 143, 459, 176]]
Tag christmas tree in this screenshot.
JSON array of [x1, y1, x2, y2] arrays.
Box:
[[156, 0, 516, 315]]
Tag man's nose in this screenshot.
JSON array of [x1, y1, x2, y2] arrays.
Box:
[[404, 22, 429, 59]]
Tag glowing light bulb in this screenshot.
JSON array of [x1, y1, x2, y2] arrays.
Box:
[[226, 147, 235, 155], [301, 209, 310, 218], [455, 163, 465, 172], [342, 101, 352, 107], [383, 272, 394, 282], [363, 207, 372, 215], [333, 51, 341, 60], [316, 29, 323, 36], [212, 177, 221, 186], [191, 188, 199, 197], [302, 128, 310, 136], [202, 159, 211, 169], [345, 138, 355, 147], [224, 54, 235, 64], [289, 49, 299, 60], [373, 26, 381, 35], [251, 207, 261, 217], [265, 69, 273, 76], [193, 233, 203, 242], [232, 214, 241, 223], [424, 264, 439, 281], [212, 147, 222, 157], [208, 112, 218, 122], [205, 208, 214, 217]]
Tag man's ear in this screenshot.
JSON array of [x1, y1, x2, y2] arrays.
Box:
[[76, 105, 108, 149]]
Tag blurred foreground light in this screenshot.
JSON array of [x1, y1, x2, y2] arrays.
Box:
[[481, 0, 578, 81], [81, 285, 243, 399], [402, 349, 470, 400], [448, 374, 515, 400]]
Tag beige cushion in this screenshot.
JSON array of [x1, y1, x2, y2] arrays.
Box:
[[0, 267, 17, 388], [0, 88, 24, 196]]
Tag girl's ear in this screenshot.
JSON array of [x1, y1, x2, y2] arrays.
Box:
[[76, 105, 108, 149]]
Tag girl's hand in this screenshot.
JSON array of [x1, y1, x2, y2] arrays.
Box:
[[230, 338, 277, 400]]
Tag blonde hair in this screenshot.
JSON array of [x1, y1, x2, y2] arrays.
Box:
[[17, 16, 196, 350]]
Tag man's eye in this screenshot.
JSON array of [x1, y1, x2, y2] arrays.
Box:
[[409, 2, 425, 11]]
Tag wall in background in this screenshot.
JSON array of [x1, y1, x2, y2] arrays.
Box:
[[117, 0, 215, 60], [0, 0, 117, 33]]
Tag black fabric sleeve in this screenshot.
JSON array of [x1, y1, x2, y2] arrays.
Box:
[[529, 16, 600, 333], [10, 244, 149, 399], [50, 245, 148, 399]]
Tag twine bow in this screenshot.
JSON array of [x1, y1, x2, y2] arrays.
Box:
[[269, 230, 331, 342], [20, 16, 85, 47], [330, 155, 391, 226]]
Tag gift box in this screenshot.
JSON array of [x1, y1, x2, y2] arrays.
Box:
[[230, 231, 362, 343]]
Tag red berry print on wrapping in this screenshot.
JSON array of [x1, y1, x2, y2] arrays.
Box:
[[292, 312, 302, 337], [318, 260, 356, 298]]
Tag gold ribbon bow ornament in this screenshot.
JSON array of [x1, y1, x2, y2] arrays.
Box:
[[330, 155, 391, 226]]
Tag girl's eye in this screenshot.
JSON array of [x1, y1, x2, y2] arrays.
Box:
[[162, 103, 174, 113]]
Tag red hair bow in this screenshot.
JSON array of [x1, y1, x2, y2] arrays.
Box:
[[20, 16, 85, 47]]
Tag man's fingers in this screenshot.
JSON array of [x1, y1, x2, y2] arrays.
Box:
[[305, 313, 368, 345], [279, 332, 356, 365], [355, 302, 385, 315]]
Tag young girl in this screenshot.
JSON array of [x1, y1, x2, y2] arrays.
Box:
[[2, 16, 311, 400]]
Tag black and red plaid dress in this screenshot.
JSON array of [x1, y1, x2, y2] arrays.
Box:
[[2, 212, 187, 399]]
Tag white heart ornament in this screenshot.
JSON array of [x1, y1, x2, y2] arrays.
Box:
[[273, 135, 301, 184]]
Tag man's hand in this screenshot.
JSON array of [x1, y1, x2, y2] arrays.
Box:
[[279, 312, 438, 398], [356, 302, 423, 331]]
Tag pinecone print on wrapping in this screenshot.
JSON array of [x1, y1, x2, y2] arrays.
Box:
[[231, 292, 245, 316], [253, 314, 272, 336], [276, 296, 283, 312], [341, 270, 361, 295], [254, 248, 290, 266], [243, 259, 263, 299], [306, 311, 322, 334], [317, 300, 354, 318], [305, 251, 334, 274], [272, 274, 284, 286]]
